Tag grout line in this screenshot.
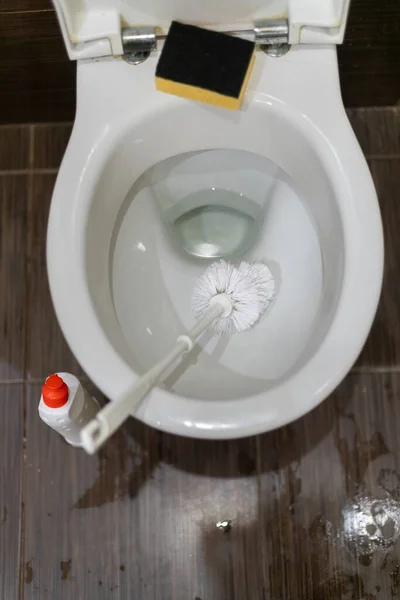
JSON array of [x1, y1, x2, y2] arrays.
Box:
[[254, 434, 265, 566], [0, 8, 54, 15], [33, 122, 73, 128], [0, 168, 59, 176], [0, 122, 73, 129], [23, 127, 35, 387], [366, 154, 400, 161], [352, 366, 400, 374], [0, 379, 25, 385], [18, 129, 35, 597], [28, 126, 34, 171], [17, 382, 27, 600], [0, 124, 27, 130], [347, 106, 400, 113], [26, 375, 91, 384]]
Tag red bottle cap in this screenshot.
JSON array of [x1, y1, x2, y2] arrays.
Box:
[[42, 374, 69, 408]]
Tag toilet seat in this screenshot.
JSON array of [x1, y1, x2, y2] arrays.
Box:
[[47, 32, 384, 438], [53, 0, 352, 59]]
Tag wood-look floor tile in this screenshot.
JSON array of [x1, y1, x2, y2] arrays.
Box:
[[338, 0, 400, 107], [347, 107, 400, 157], [0, 88, 76, 126], [0, 11, 76, 124], [33, 124, 72, 169], [23, 381, 262, 600], [0, 176, 28, 381], [26, 174, 83, 379], [0, 11, 74, 89], [0, 126, 30, 170], [148, 432, 263, 600], [0, 384, 23, 599], [258, 372, 400, 599], [0, 0, 51, 11], [357, 159, 400, 367]]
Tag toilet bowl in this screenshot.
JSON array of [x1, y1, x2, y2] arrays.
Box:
[[48, 1, 383, 439]]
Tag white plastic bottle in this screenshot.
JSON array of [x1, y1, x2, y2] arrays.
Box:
[[38, 373, 100, 447]]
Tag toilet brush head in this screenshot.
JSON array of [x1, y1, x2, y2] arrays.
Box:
[[192, 260, 275, 335]]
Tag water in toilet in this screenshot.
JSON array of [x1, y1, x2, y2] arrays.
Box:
[[169, 189, 257, 259], [111, 148, 323, 401], [140, 150, 267, 260]]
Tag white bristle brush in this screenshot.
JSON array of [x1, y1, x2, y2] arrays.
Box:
[[81, 260, 275, 454], [192, 260, 275, 335]]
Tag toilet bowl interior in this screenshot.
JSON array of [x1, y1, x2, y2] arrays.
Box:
[[85, 102, 344, 401]]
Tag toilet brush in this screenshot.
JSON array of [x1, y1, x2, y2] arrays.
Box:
[[80, 260, 275, 454]]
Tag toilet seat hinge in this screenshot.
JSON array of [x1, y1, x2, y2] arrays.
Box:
[[122, 19, 290, 65]]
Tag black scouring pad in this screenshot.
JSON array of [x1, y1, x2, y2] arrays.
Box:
[[155, 21, 256, 110]]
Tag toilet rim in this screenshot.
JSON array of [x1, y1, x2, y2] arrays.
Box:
[[47, 93, 384, 439]]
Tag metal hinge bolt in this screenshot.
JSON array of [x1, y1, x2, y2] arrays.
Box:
[[122, 19, 290, 65]]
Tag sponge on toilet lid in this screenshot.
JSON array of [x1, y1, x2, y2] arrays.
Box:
[[155, 21, 256, 111]]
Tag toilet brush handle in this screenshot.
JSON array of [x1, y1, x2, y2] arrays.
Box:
[[80, 302, 224, 454]]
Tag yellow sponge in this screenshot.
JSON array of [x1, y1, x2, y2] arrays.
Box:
[[155, 21, 256, 111]]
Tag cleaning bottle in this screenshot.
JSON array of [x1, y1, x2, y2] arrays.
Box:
[[38, 373, 100, 447]]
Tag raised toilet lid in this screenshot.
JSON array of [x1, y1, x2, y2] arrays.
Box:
[[52, 0, 351, 60]]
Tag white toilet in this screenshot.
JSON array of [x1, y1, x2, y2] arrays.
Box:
[[48, 0, 384, 439]]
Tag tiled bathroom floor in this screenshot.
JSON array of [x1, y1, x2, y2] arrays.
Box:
[[1, 110, 400, 599]]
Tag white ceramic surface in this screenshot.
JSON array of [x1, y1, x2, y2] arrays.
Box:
[[111, 149, 323, 396], [47, 45, 383, 439], [52, 0, 351, 59]]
